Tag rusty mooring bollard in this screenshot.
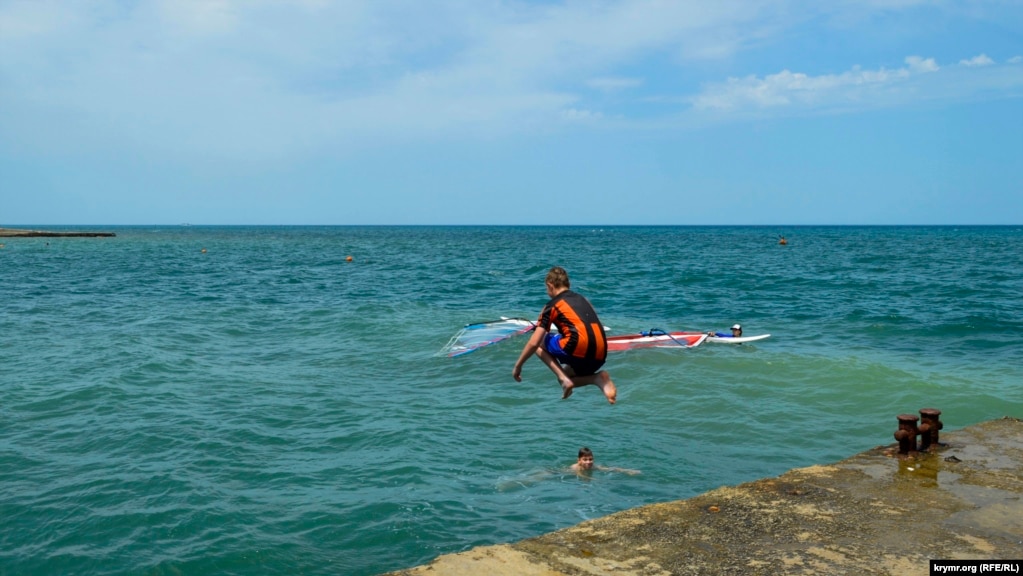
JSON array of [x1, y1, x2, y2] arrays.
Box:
[[894, 414, 920, 454], [918, 408, 943, 451]]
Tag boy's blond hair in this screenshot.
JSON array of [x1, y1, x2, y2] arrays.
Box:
[[545, 266, 570, 289]]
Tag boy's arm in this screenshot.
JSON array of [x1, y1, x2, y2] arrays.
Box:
[[512, 326, 548, 381]]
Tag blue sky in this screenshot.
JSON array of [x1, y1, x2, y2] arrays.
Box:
[[1, 1, 1021, 225]]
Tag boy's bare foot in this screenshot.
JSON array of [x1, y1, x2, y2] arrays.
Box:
[[561, 380, 574, 400], [598, 372, 617, 404]]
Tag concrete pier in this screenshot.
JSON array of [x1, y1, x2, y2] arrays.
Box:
[[0, 227, 115, 237], [386, 417, 1023, 576]]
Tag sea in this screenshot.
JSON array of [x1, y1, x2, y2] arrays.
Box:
[[1, 225, 1021, 576]]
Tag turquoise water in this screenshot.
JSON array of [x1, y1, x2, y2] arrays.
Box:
[[1, 225, 1021, 575]]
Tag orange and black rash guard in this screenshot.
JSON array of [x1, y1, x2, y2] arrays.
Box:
[[538, 290, 607, 361]]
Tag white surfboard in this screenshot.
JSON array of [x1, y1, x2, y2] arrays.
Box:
[[706, 334, 770, 344]]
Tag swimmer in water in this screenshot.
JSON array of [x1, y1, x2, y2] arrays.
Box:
[[569, 447, 640, 476]]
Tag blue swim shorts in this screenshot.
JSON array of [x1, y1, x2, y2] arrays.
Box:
[[544, 333, 604, 376], [545, 333, 569, 357]]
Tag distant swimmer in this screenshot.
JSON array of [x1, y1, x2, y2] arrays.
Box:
[[512, 266, 617, 404], [570, 447, 640, 476], [496, 446, 640, 491], [708, 324, 743, 338]]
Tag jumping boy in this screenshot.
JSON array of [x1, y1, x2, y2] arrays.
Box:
[[511, 266, 617, 404]]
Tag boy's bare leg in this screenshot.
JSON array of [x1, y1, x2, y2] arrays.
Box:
[[569, 371, 617, 405], [531, 349, 616, 403], [596, 371, 617, 404], [533, 348, 576, 399]]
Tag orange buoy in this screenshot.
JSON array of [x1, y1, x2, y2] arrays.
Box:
[[778, 237, 787, 245], [346, 255, 353, 262]]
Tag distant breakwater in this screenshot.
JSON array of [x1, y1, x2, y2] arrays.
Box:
[[0, 228, 116, 238]]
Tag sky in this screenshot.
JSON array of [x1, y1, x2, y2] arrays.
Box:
[[1, 0, 1021, 225]]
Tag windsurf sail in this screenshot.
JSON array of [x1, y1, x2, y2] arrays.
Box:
[[440, 317, 536, 357]]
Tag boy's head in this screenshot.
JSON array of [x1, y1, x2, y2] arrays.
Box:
[[545, 266, 570, 290], [576, 447, 594, 469]]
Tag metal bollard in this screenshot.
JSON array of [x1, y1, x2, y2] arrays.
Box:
[[918, 408, 943, 451], [894, 414, 920, 455]]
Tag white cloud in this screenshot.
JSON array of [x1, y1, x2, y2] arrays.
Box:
[[0, 0, 777, 158], [156, 0, 239, 35], [683, 53, 1010, 114], [562, 108, 604, 122], [905, 55, 939, 73], [690, 57, 943, 111], [2, 0, 1021, 161], [959, 54, 994, 67], [0, 1, 74, 39]]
